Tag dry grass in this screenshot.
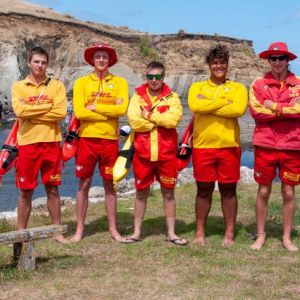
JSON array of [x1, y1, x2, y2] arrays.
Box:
[[0, 183, 300, 299]]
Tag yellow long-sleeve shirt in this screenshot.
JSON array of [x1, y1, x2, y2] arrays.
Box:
[[188, 79, 248, 149], [11, 76, 67, 145], [73, 72, 129, 140]]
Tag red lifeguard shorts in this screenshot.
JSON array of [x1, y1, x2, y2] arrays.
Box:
[[254, 147, 300, 185], [75, 137, 118, 180], [192, 147, 241, 183], [16, 142, 61, 190], [133, 155, 177, 190]]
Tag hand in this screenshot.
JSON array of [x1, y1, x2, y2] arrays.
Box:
[[197, 94, 205, 99], [115, 98, 123, 105], [263, 100, 275, 110], [86, 104, 96, 111], [141, 108, 148, 118]]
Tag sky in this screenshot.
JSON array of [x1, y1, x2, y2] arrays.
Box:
[[28, 0, 300, 73]]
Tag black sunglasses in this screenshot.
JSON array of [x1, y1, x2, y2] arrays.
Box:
[[269, 56, 287, 62], [146, 74, 163, 80]]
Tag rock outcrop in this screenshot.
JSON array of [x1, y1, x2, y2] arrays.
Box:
[[0, 0, 267, 103]]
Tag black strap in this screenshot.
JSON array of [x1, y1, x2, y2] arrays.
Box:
[[0, 145, 18, 170], [65, 131, 79, 143], [119, 145, 134, 169], [176, 143, 192, 160]]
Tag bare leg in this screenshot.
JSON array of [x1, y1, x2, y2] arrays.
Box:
[[17, 188, 34, 230], [219, 182, 237, 246], [250, 184, 271, 250], [45, 185, 69, 244], [103, 179, 128, 242], [129, 188, 150, 241], [193, 181, 215, 245], [162, 187, 187, 245], [281, 183, 298, 252], [70, 177, 92, 242]]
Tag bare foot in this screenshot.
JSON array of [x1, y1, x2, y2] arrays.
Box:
[[282, 239, 298, 252], [250, 232, 266, 250], [69, 233, 84, 243], [192, 236, 205, 245], [53, 234, 71, 244], [111, 232, 141, 244], [222, 237, 235, 247]]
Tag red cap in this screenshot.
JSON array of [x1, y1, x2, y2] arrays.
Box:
[[84, 43, 118, 67], [259, 42, 297, 60]]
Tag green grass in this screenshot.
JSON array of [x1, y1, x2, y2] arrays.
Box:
[[0, 182, 300, 299]]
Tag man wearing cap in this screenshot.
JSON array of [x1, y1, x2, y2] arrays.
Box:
[[188, 44, 248, 247], [12, 46, 68, 243], [71, 43, 129, 243], [249, 42, 300, 251], [127, 61, 188, 245]]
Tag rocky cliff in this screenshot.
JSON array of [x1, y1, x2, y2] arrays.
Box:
[[0, 0, 268, 103]]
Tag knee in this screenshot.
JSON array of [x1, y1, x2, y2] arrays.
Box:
[[282, 187, 295, 202], [45, 186, 59, 198], [257, 186, 272, 201], [79, 178, 92, 192], [196, 182, 215, 199], [219, 183, 237, 199]]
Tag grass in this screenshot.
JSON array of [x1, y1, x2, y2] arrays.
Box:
[[0, 182, 300, 299]]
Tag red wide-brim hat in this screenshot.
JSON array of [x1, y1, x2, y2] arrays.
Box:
[[84, 43, 118, 67], [259, 42, 297, 61]]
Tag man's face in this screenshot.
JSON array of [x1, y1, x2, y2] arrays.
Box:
[[28, 54, 48, 78], [209, 58, 228, 82], [93, 50, 110, 72], [268, 55, 288, 75], [146, 67, 164, 93]]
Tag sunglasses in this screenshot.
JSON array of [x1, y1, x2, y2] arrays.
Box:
[[146, 74, 163, 80], [269, 56, 287, 62]]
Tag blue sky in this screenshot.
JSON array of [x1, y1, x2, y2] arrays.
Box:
[[28, 0, 300, 73]]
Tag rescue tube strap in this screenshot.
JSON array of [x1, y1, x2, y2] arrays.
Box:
[[119, 145, 134, 169], [65, 131, 79, 143], [1, 145, 18, 170], [177, 143, 192, 160]]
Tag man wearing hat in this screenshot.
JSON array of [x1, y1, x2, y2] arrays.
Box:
[[249, 42, 300, 251], [71, 43, 129, 243]]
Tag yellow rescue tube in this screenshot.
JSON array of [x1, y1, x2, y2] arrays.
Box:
[[113, 131, 135, 184]]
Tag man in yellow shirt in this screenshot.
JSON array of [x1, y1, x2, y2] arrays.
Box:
[[71, 43, 129, 243], [188, 44, 248, 246], [12, 46, 68, 243], [127, 61, 188, 245]]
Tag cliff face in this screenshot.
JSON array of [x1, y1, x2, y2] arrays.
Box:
[[0, 0, 267, 103]]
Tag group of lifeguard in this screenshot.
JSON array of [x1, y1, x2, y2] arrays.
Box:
[[10, 41, 300, 251]]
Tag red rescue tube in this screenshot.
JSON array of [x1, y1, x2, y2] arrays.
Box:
[[61, 116, 80, 162], [0, 120, 19, 177], [177, 116, 194, 172]]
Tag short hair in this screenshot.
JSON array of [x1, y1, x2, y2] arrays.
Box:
[[146, 61, 165, 76], [206, 44, 229, 65], [27, 47, 49, 63]]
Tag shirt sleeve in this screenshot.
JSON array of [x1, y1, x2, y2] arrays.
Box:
[[94, 77, 129, 118], [30, 81, 67, 123], [12, 82, 52, 119], [212, 83, 248, 118], [73, 78, 108, 121], [249, 80, 278, 123], [148, 93, 182, 128], [128, 93, 154, 132], [188, 82, 228, 114]]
